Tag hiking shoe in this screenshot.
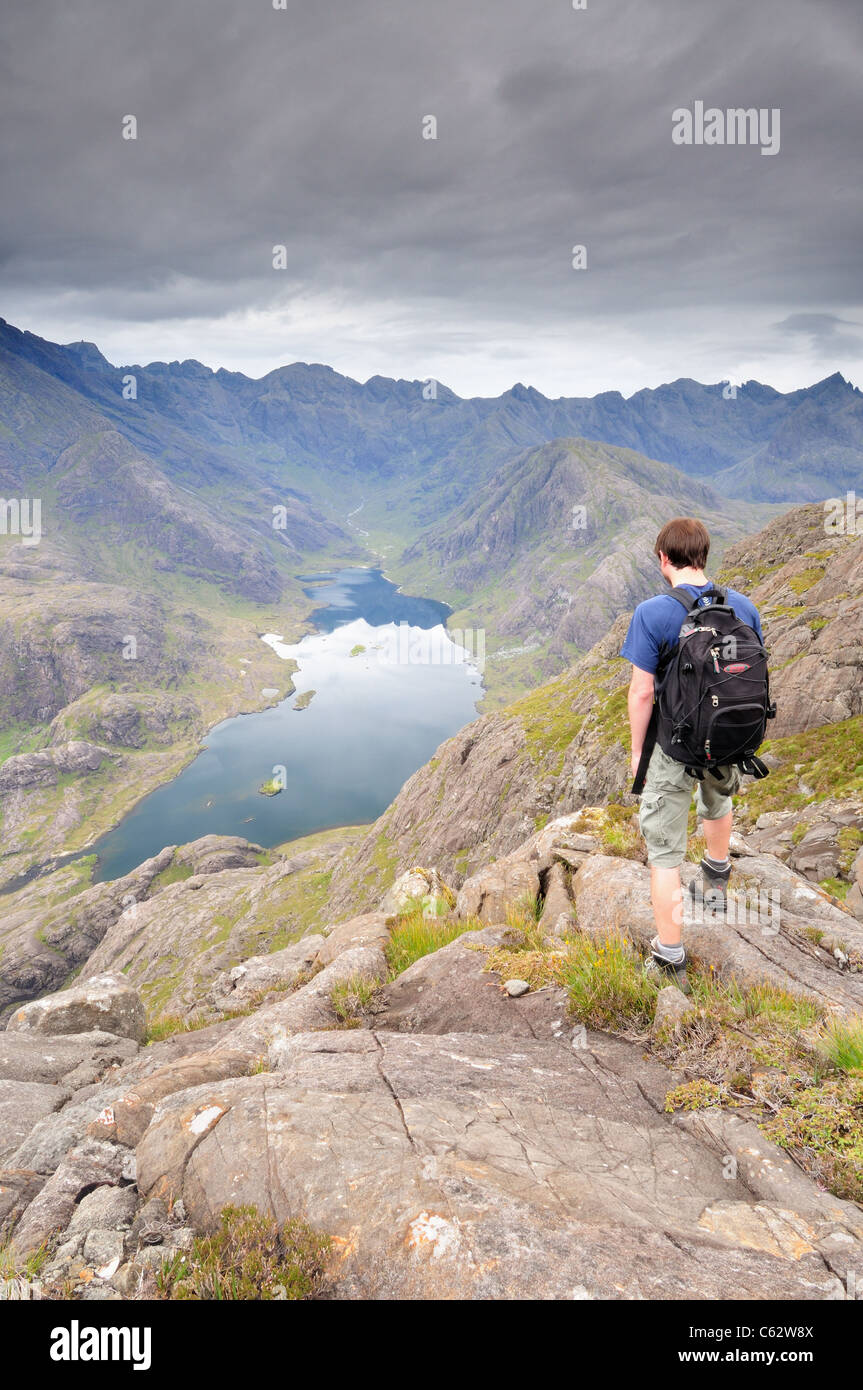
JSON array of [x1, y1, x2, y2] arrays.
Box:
[[645, 944, 690, 995], [687, 856, 732, 916]]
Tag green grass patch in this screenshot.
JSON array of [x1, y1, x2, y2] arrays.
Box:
[[787, 567, 826, 596], [764, 1078, 863, 1204], [486, 930, 658, 1031], [558, 933, 658, 1031], [737, 715, 863, 825], [385, 900, 482, 977], [144, 1013, 213, 1044], [150, 862, 195, 892], [819, 1018, 863, 1075], [329, 974, 382, 1024], [157, 1205, 331, 1301], [819, 877, 849, 900]]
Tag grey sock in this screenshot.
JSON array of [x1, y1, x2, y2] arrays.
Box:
[[704, 854, 730, 871], [651, 934, 685, 965]]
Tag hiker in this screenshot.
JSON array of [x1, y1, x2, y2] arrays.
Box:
[[622, 517, 773, 992]]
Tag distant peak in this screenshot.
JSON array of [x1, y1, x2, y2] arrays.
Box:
[[60, 339, 111, 369], [505, 382, 546, 402]]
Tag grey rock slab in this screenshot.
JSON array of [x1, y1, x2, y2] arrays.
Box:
[[373, 926, 584, 1044], [217, 945, 388, 1052], [209, 935, 326, 1011], [0, 1079, 63, 1165], [0, 1169, 46, 1242], [135, 1029, 851, 1299], [371, 926, 539, 1036], [0, 1030, 138, 1086]]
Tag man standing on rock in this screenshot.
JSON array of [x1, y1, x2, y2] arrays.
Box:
[[621, 518, 765, 992]]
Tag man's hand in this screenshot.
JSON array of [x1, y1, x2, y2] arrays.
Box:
[[631, 750, 641, 780]]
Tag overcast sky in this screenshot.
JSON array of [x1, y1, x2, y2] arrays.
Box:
[[1, 0, 861, 397]]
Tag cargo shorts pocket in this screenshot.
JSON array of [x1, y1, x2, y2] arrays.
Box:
[[638, 792, 668, 849], [697, 764, 742, 819]]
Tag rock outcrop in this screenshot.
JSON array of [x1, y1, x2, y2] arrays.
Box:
[[6, 972, 147, 1042], [1, 807, 861, 1302]]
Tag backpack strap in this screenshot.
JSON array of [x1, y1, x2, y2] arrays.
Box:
[[667, 585, 700, 613], [667, 583, 726, 611]]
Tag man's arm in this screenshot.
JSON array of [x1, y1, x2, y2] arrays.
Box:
[[627, 665, 655, 778]]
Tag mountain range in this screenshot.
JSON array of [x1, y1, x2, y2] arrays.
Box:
[[0, 315, 860, 883]]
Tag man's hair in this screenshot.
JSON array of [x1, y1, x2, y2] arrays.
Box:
[[654, 517, 710, 570]]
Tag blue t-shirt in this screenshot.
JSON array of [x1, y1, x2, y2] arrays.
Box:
[[621, 583, 764, 675]]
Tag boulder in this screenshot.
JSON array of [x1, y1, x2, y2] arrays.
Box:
[[208, 936, 325, 1011], [788, 822, 841, 882], [65, 1183, 138, 1237], [455, 859, 541, 924], [380, 868, 453, 916], [651, 986, 695, 1038], [135, 1029, 856, 1300], [11, 1138, 128, 1255], [317, 914, 391, 967], [6, 974, 146, 1043]]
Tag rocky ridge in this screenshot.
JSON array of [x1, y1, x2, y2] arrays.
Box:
[[1, 806, 862, 1301]]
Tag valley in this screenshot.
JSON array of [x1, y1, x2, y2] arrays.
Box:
[[1, 319, 862, 1303]]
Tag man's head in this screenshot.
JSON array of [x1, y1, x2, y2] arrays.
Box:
[[654, 517, 710, 583]]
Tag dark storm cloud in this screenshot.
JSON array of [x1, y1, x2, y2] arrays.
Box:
[[0, 0, 861, 390], [775, 313, 863, 356]]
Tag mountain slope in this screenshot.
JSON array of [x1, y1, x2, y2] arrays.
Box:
[[395, 436, 776, 699], [326, 504, 863, 919]]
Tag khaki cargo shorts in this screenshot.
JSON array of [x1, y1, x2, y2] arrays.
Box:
[[638, 745, 741, 869]]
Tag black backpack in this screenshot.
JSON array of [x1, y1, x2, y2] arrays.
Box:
[[632, 584, 776, 793]]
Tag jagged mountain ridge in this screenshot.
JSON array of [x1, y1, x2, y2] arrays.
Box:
[[2, 319, 862, 518]]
